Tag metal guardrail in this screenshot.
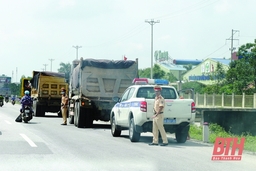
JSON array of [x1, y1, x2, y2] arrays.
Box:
[[183, 93, 256, 109]]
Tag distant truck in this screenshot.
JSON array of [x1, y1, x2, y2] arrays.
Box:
[[68, 58, 138, 128], [23, 71, 69, 117]]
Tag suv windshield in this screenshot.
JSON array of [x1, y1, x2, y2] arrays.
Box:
[[136, 87, 177, 99]]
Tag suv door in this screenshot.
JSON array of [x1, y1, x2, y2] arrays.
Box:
[[118, 87, 135, 126]]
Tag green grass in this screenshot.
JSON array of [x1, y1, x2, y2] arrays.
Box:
[[190, 123, 256, 153]]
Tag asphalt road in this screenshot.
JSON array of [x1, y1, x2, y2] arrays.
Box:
[[0, 102, 256, 171]]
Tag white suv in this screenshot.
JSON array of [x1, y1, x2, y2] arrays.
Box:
[[110, 80, 195, 143]]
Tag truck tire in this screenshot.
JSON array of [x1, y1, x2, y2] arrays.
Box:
[[40, 107, 46, 117], [74, 102, 79, 127], [34, 103, 41, 117], [129, 118, 140, 142], [34, 102, 46, 117], [77, 104, 85, 128], [111, 115, 121, 137], [175, 126, 189, 143], [69, 115, 74, 124], [83, 108, 93, 128]]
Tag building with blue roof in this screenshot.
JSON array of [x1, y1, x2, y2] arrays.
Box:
[[183, 58, 231, 85], [155, 57, 232, 85]]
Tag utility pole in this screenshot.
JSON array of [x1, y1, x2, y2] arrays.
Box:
[[226, 29, 239, 62], [16, 67, 18, 82], [43, 64, 48, 71], [73, 45, 82, 60], [49, 58, 54, 72], [145, 19, 160, 79]]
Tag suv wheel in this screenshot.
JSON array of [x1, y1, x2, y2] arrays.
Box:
[[129, 118, 140, 142], [111, 115, 121, 137], [175, 126, 189, 143]]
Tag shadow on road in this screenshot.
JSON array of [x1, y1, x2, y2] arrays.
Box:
[[92, 123, 111, 129], [118, 134, 211, 147]]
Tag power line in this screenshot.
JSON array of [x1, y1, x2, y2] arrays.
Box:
[[79, 1, 220, 49], [155, 0, 220, 21], [83, 24, 148, 48], [203, 44, 227, 58]]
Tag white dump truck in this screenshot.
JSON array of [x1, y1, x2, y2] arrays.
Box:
[[68, 58, 138, 128]]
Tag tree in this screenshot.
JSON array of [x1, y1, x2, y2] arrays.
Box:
[[207, 62, 226, 94], [224, 39, 256, 94], [138, 64, 165, 79], [8, 83, 20, 95], [182, 64, 193, 75], [164, 72, 177, 83], [138, 68, 151, 78], [58, 62, 71, 83], [237, 39, 256, 93], [182, 82, 205, 94], [153, 64, 165, 79]]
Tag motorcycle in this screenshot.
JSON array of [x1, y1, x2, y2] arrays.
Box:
[[11, 100, 15, 105], [5, 98, 9, 103], [21, 105, 33, 123], [0, 100, 3, 107]]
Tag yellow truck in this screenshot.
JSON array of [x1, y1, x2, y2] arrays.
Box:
[[22, 71, 68, 117]]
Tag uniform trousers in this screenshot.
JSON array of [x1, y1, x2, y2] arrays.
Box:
[[61, 107, 68, 124], [152, 114, 168, 144]]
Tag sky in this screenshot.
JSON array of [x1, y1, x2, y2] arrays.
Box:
[[1, 0, 256, 82]]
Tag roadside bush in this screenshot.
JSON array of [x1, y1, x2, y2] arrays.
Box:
[[190, 123, 256, 152]]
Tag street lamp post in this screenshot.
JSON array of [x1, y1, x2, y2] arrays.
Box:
[[49, 58, 54, 72], [145, 19, 160, 79], [72, 45, 82, 60]]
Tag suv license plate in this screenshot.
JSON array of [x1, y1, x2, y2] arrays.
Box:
[[164, 118, 176, 124]]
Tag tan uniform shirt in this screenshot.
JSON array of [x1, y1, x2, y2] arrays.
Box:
[[61, 95, 68, 108], [154, 95, 165, 113]]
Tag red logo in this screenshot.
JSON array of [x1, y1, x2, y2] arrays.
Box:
[[212, 137, 245, 161]]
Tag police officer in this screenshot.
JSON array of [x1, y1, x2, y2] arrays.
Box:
[[60, 87, 68, 125], [149, 85, 168, 146]]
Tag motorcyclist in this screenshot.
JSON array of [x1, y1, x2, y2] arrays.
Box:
[[11, 95, 16, 104], [20, 90, 34, 114], [11, 95, 16, 101], [0, 94, 4, 105], [5, 93, 9, 102]]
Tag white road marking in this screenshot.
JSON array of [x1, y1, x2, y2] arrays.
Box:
[[20, 133, 37, 147], [5, 120, 11, 124]]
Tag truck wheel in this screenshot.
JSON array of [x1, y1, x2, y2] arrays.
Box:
[[69, 115, 74, 124], [129, 118, 140, 142], [111, 115, 121, 137], [40, 107, 46, 117], [35, 103, 41, 117], [74, 102, 78, 127], [84, 108, 93, 128], [175, 126, 189, 143], [77, 105, 85, 128]]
